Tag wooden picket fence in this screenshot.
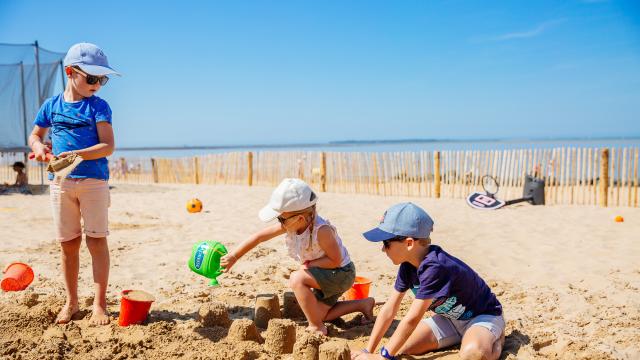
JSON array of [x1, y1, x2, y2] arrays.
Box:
[[2, 147, 639, 207]]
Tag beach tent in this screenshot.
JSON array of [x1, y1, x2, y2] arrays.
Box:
[[0, 42, 65, 151]]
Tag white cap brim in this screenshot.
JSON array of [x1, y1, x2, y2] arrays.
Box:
[[258, 206, 281, 222]]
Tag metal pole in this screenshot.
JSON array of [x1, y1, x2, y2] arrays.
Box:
[[59, 60, 66, 90], [34, 41, 46, 186], [34, 41, 43, 106], [19, 62, 31, 179], [20, 62, 28, 147]]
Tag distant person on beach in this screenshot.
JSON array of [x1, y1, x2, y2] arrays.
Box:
[[0, 161, 31, 194], [221, 178, 375, 335], [352, 203, 504, 360], [28, 43, 119, 325]]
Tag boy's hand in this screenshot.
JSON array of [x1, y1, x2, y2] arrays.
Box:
[[220, 253, 238, 272], [32, 142, 51, 161], [57, 151, 77, 158]]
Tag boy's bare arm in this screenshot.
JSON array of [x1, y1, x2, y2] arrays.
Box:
[[308, 226, 342, 268], [220, 223, 286, 271], [382, 297, 433, 356], [363, 290, 405, 353], [59, 122, 114, 160]]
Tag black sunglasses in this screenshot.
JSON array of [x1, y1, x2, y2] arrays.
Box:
[[277, 214, 300, 224], [383, 236, 407, 249], [73, 67, 109, 86]]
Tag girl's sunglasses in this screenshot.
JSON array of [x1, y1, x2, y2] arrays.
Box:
[[73, 67, 109, 86], [383, 236, 407, 249], [277, 214, 300, 224]]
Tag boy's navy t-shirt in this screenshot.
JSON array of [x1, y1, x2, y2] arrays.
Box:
[[394, 245, 502, 320], [34, 93, 112, 180]]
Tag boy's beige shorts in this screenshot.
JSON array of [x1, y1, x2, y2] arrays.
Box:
[[50, 178, 110, 242]]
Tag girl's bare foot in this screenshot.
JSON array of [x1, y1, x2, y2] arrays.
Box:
[[56, 303, 80, 324], [306, 324, 328, 336], [90, 305, 110, 325], [361, 297, 376, 325]]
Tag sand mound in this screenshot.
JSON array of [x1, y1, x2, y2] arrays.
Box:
[[227, 319, 263, 343], [293, 331, 326, 360], [254, 293, 281, 328], [319, 340, 350, 360], [264, 318, 297, 355], [198, 302, 231, 327]]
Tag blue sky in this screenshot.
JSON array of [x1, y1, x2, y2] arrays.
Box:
[[1, 0, 639, 147]]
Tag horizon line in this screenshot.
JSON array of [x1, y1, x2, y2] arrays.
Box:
[[115, 135, 640, 151]]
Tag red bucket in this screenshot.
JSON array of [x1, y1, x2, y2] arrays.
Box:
[[344, 276, 372, 300], [118, 290, 155, 326], [1, 262, 34, 292]]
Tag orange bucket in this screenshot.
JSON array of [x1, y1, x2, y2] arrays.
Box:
[[1, 262, 34, 292], [344, 276, 372, 300], [118, 290, 155, 326]]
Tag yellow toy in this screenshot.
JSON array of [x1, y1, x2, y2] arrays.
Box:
[[187, 198, 203, 213]]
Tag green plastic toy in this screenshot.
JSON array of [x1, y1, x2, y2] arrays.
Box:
[[188, 241, 228, 286]]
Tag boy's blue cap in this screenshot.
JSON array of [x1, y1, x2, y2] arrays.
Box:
[[363, 202, 434, 241], [63, 43, 120, 76]]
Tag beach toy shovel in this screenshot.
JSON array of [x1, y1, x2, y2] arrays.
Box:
[[343, 276, 372, 301], [118, 290, 155, 326], [188, 241, 228, 286], [1, 262, 34, 292]]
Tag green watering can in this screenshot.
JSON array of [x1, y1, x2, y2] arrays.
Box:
[[188, 241, 228, 286]]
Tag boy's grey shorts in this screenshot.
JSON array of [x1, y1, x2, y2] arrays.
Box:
[[423, 313, 505, 349]]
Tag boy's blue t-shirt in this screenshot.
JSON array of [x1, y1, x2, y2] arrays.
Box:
[[34, 93, 112, 180], [394, 245, 502, 320]]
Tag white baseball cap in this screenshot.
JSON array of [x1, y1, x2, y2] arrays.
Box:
[[259, 178, 318, 222]]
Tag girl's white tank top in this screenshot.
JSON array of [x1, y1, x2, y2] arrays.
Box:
[[284, 215, 351, 267]]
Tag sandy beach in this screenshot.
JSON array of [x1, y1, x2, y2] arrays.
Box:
[[1, 183, 638, 359]]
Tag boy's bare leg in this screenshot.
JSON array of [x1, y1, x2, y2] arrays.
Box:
[[289, 270, 331, 335], [324, 297, 375, 324], [86, 236, 110, 325], [459, 326, 504, 360], [57, 236, 82, 324], [398, 321, 440, 355]]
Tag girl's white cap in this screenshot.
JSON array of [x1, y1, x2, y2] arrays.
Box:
[[259, 178, 318, 222]]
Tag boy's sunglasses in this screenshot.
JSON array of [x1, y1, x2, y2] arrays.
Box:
[[383, 236, 407, 249], [73, 67, 109, 86]]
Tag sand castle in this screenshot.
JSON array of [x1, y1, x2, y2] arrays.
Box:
[[227, 319, 263, 343], [263, 318, 297, 354], [293, 331, 325, 360], [198, 301, 231, 327], [254, 293, 281, 328], [319, 341, 351, 360], [283, 291, 305, 319]]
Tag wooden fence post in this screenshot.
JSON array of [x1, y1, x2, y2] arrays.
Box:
[[151, 158, 159, 183], [372, 153, 379, 195], [248, 151, 253, 186], [599, 148, 609, 207], [321, 152, 327, 192], [193, 157, 200, 184], [434, 151, 441, 198]]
